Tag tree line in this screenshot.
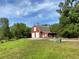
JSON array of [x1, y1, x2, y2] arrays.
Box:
[[50, 0, 79, 38], [0, 18, 31, 41]]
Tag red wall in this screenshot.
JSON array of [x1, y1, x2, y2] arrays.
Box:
[[41, 32, 48, 38], [31, 26, 40, 38]]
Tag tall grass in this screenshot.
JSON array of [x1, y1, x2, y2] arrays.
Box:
[[0, 39, 79, 59]]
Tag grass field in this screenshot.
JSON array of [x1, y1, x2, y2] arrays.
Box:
[[0, 39, 79, 59]]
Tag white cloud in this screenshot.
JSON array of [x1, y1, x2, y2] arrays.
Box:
[[24, 0, 58, 14], [0, 0, 60, 17], [16, 11, 21, 16]]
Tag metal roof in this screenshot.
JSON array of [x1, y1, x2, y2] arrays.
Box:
[[38, 26, 51, 33]]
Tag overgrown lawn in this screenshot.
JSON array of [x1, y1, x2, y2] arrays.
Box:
[[0, 39, 79, 59]]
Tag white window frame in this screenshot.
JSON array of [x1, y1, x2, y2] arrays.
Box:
[[34, 27, 36, 31]]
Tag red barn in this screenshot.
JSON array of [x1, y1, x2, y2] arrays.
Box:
[[31, 25, 56, 38]]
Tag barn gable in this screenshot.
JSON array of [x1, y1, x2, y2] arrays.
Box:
[[32, 26, 40, 32]]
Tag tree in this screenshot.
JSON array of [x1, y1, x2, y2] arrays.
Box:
[[11, 23, 31, 39], [0, 18, 11, 40], [57, 0, 79, 38], [59, 24, 79, 38]]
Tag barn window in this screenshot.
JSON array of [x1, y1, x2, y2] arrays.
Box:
[[34, 27, 36, 31]]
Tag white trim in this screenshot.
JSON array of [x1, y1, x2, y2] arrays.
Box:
[[36, 32, 40, 38]]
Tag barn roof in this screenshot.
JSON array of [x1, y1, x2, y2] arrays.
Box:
[[38, 25, 51, 33]]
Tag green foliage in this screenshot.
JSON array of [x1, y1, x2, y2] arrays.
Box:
[[56, 0, 79, 38], [0, 18, 11, 40], [42, 24, 49, 26], [0, 18, 31, 40], [11, 23, 31, 39], [50, 24, 60, 33], [59, 24, 79, 38]]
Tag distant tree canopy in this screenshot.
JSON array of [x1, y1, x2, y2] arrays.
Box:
[[0, 18, 31, 41], [42, 24, 49, 26], [56, 0, 79, 38], [50, 24, 60, 33], [11, 23, 31, 39]]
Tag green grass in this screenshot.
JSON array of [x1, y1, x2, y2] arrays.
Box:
[[0, 39, 79, 59]]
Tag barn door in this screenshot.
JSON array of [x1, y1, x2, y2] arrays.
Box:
[[32, 33, 35, 38], [36, 32, 40, 38]]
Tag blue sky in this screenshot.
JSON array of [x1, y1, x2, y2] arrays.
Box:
[[0, 0, 63, 27]]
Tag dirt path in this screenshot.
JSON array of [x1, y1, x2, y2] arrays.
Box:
[[49, 38, 79, 42], [28, 38, 79, 42]]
